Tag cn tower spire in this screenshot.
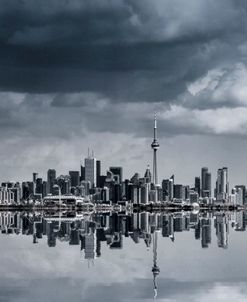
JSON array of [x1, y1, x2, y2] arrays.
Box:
[[151, 113, 160, 186]]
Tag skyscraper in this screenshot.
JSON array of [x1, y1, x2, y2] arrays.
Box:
[[69, 171, 80, 187], [216, 167, 229, 201], [47, 169, 56, 194], [201, 167, 211, 198], [195, 177, 200, 195], [96, 160, 101, 187], [85, 156, 97, 188], [36, 178, 43, 195], [162, 175, 174, 201], [174, 184, 183, 200], [80, 165, 85, 182], [151, 114, 160, 186]]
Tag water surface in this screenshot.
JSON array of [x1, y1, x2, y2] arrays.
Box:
[[0, 211, 247, 302]]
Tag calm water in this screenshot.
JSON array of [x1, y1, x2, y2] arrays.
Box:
[[0, 211, 247, 302]]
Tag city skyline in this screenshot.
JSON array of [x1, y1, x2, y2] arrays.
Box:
[[0, 112, 244, 207]]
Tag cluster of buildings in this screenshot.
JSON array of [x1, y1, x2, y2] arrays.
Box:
[[0, 116, 246, 206]]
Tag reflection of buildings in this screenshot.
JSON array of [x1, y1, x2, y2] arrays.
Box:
[[201, 218, 211, 248], [215, 214, 229, 249], [0, 211, 244, 259]]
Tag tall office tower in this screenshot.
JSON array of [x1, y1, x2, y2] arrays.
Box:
[[22, 182, 29, 200], [184, 185, 190, 200], [216, 167, 229, 201], [47, 169, 56, 194], [162, 179, 169, 201], [85, 156, 97, 188], [80, 165, 85, 182], [151, 114, 160, 186], [33, 173, 38, 194], [69, 171, 80, 187], [140, 183, 150, 204], [96, 160, 101, 187], [195, 177, 201, 195], [201, 167, 211, 198], [109, 166, 123, 184], [42, 181, 47, 197]]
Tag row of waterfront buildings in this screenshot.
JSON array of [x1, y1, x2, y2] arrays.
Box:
[[0, 116, 245, 206], [0, 163, 245, 206]]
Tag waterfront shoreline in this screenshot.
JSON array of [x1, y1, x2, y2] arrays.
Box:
[[0, 203, 243, 212]]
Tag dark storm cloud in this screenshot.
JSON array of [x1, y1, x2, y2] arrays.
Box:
[[1, 0, 247, 149], [0, 0, 247, 104]]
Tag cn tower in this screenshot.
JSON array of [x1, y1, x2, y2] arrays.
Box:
[[151, 114, 160, 185]]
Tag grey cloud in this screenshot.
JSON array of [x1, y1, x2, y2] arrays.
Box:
[[0, 0, 246, 103]]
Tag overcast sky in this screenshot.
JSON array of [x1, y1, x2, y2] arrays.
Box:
[[1, 0, 247, 186]]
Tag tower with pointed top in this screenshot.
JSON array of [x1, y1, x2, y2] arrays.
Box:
[[151, 114, 160, 186]]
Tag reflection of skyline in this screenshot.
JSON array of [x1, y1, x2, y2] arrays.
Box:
[[0, 211, 245, 253], [0, 210, 246, 300]]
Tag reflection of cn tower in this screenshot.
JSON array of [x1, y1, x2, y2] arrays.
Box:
[[152, 230, 160, 299]]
